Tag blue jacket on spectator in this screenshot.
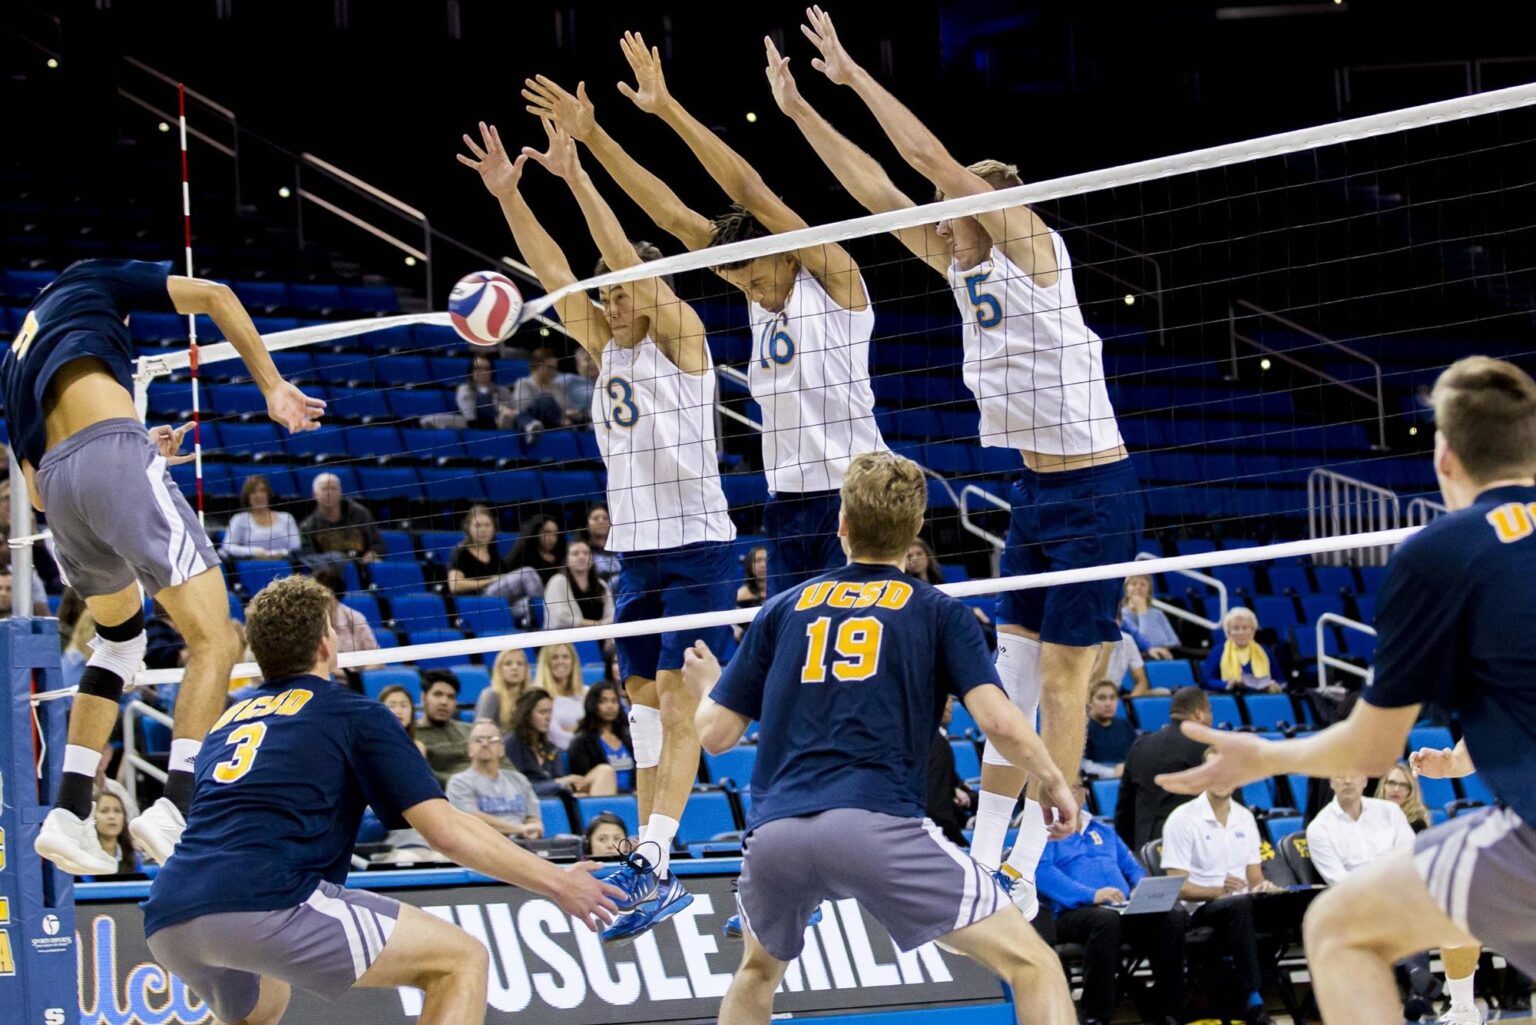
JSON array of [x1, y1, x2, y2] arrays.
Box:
[[1037, 816, 1147, 913], [1122, 606, 1181, 651]]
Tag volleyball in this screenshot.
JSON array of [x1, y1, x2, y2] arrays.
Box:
[[448, 270, 523, 346]]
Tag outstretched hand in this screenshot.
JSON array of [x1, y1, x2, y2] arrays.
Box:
[[617, 30, 673, 114], [555, 861, 627, 932], [520, 117, 583, 181], [1409, 746, 1462, 779], [1039, 772, 1080, 839], [801, 6, 861, 86], [523, 76, 595, 142], [1155, 722, 1273, 795], [266, 381, 326, 434], [457, 121, 527, 198], [148, 421, 197, 465], [764, 36, 806, 116]]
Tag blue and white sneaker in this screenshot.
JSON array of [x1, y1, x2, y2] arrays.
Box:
[[721, 905, 823, 940], [600, 844, 694, 945], [995, 863, 1039, 920]]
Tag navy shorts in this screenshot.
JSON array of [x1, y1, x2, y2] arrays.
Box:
[[614, 541, 736, 680], [762, 489, 845, 598], [998, 458, 1143, 647], [146, 880, 402, 1023]]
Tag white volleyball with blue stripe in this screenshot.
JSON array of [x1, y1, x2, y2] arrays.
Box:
[[448, 270, 523, 346]]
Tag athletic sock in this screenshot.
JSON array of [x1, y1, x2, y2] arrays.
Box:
[[1004, 798, 1050, 882], [641, 813, 679, 878], [57, 744, 101, 819], [971, 790, 1017, 871], [163, 739, 203, 815], [1448, 974, 1475, 1011]]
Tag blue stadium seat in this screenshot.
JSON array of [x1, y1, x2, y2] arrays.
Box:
[[1241, 693, 1296, 731], [1354, 596, 1376, 624], [129, 312, 185, 343], [371, 355, 432, 386], [950, 740, 982, 780], [1131, 696, 1173, 732], [1459, 774, 1494, 806], [1209, 565, 1255, 599], [1208, 695, 1241, 729], [233, 280, 291, 311], [1341, 630, 1377, 661], [539, 796, 573, 833], [420, 467, 488, 503], [379, 530, 414, 560], [456, 595, 516, 637], [1408, 726, 1455, 755], [483, 471, 543, 505], [218, 422, 282, 458], [342, 593, 383, 627], [289, 283, 346, 314], [576, 795, 640, 834], [927, 480, 958, 509], [401, 428, 467, 463], [355, 465, 422, 500], [386, 389, 456, 419], [1300, 595, 1346, 624], [361, 667, 421, 701], [722, 474, 770, 509], [428, 356, 472, 384], [235, 559, 292, 596], [282, 424, 348, 459], [704, 746, 758, 788], [1263, 815, 1304, 843], [541, 470, 603, 504], [391, 593, 450, 631], [0, 268, 56, 300], [462, 429, 512, 461], [1266, 565, 1310, 595], [1175, 538, 1219, 556], [208, 383, 269, 415], [343, 285, 400, 314], [1292, 629, 1322, 661], [311, 353, 365, 384], [344, 425, 406, 460], [1312, 566, 1355, 595], [679, 790, 740, 843], [1144, 660, 1195, 690], [1418, 775, 1457, 814], [1091, 778, 1121, 817], [448, 665, 491, 706], [269, 350, 314, 379], [921, 443, 976, 476], [227, 592, 246, 622], [326, 387, 391, 420], [1285, 774, 1314, 810], [526, 429, 582, 465], [406, 629, 468, 670], [1240, 779, 1275, 811], [1357, 567, 1387, 594], [369, 560, 427, 593], [1252, 596, 1299, 631], [416, 531, 464, 563]]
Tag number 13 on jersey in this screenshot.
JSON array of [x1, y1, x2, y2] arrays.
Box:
[[801, 616, 884, 682]]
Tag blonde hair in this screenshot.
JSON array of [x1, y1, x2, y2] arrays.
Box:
[[934, 159, 1023, 201], [840, 452, 927, 561], [1431, 356, 1536, 483], [490, 648, 530, 732], [1375, 762, 1431, 830], [534, 643, 585, 699], [1123, 574, 1154, 610]]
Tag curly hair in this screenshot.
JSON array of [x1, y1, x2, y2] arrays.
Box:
[[245, 574, 331, 680], [840, 451, 928, 560], [707, 204, 775, 270]]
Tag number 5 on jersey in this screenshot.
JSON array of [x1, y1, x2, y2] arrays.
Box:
[[213, 723, 268, 783], [802, 616, 884, 682]]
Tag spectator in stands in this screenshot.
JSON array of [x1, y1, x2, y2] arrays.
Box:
[[221, 475, 301, 561], [1160, 751, 1283, 1025], [95, 746, 138, 820], [926, 696, 974, 847], [1202, 606, 1281, 693], [56, 587, 86, 647], [0, 477, 60, 597], [455, 352, 516, 429], [144, 598, 187, 671], [1374, 762, 1432, 832], [416, 671, 472, 788], [506, 514, 567, 587], [0, 568, 49, 618], [579, 503, 621, 584], [314, 564, 382, 674], [93, 792, 139, 876], [906, 539, 993, 632], [299, 472, 386, 565], [584, 812, 629, 858], [1105, 610, 1160, 696], [737, 545, 769, 608], [1121, 574, 1193, 660], [378, 683, 428, 757], [476, 648, 531, 732], [543, 540, 614, 632], [502, 688, 617, 797], [511, 347, 574, 440], [1082, 680, 1135, 779], [568, 682, 636, 793], [566, 347, 599, 424], [1305, 774, 1442, 1018], [61, 609, 95, 691], [534, 643, 587, 750], [446, 721, 544, 839], [1037, 782, 1187, 1025], [1116, 687, 1211, 849]]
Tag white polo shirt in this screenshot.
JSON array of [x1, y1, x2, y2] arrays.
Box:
[[1304, 796, 1416, 886], [1160, 792, 1262, 888]]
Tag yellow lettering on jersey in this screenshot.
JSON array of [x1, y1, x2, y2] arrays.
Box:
[[275, 689, 314, 716], [827, 582, 864, 608], [875, 580, 913, 610], [0, 896, 9, 923], [0, 930, 14, 976], [1486, 502, 1535, 544], [10, 310, 38, 361], [212, 699, 254, 732], [234, 694, 279, 721], [0, 826, 6, 871], [795, 582, 835, 610], [213, 722, 269, 783]]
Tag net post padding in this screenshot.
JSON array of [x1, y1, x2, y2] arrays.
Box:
[[133, 525, 1418, 687]]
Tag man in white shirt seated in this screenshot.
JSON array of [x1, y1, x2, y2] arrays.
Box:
[[1160, 755, 1282, 1025], [1305, 776, 1444, 1019]]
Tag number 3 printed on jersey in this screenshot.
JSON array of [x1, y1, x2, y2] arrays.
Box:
[[606, 376, 639, 429], [801, 616, 884, 683], [212, 723, 268, 783]]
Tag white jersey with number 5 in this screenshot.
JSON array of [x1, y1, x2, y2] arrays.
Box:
[[594, 335, 735, 553], [746, 267, 887, 494], [946, 228, 1123, 456]]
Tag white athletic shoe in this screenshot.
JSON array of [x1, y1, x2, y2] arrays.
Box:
[[130, 797, 186, 865], [34, 807, 119, 875], [1438, 1004, 1483, 1025], [996, 864, 1041, 921]]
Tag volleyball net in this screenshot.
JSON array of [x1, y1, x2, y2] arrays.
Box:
[[50, 78, 1531, 701]]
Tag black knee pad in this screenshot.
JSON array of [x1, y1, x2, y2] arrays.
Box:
[[96, 608, 146, 643], [77, 665, 126, 702]]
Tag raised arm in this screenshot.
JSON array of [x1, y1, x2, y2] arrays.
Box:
[[802, 6, 1058, 287], [765, 36, 948, 275], [620, 31, 867, 313], [457, 121, 609, 358], [522, 119, 711, 376], [522, 76, 716, 252]]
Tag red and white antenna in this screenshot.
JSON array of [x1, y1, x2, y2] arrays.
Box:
[[177, 82, 205, 527]]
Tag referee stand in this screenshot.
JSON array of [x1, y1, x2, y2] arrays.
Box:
[[2, 446, 78, 1024]]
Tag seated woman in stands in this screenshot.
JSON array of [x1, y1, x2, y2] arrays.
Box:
[[1201, 606, 1282, 693], [1121, 574, 1201, 660], [567, 682, 636, 794], [502, 688, 616, 798], [446, 505, 543, 626]]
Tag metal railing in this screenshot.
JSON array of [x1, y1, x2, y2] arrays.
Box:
[[1316, 612, 1376, 690], [1407, 496, 1449, 526], [1053, 215, 1167, 348], [1308, 468, 1401, 566], [959, 485, 1010, 554], [122, 699, 173, 788], [1135, 551, 1227, 631], [1228, 300, 1387, 449]]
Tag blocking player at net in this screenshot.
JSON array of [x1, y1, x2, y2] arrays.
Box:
[[774, 7, 1141, 916], [3, 258, 324, 875], [682, 451, 1077, 1025], [459, 118, 736, 943], [142, 575, 622, 1025], [1158, 356, 1536, 1024], [523, 31, 889, 597]]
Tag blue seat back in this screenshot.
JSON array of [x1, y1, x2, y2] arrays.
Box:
[[703, 746, 759, 788], [678, 791, 739, 844]]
